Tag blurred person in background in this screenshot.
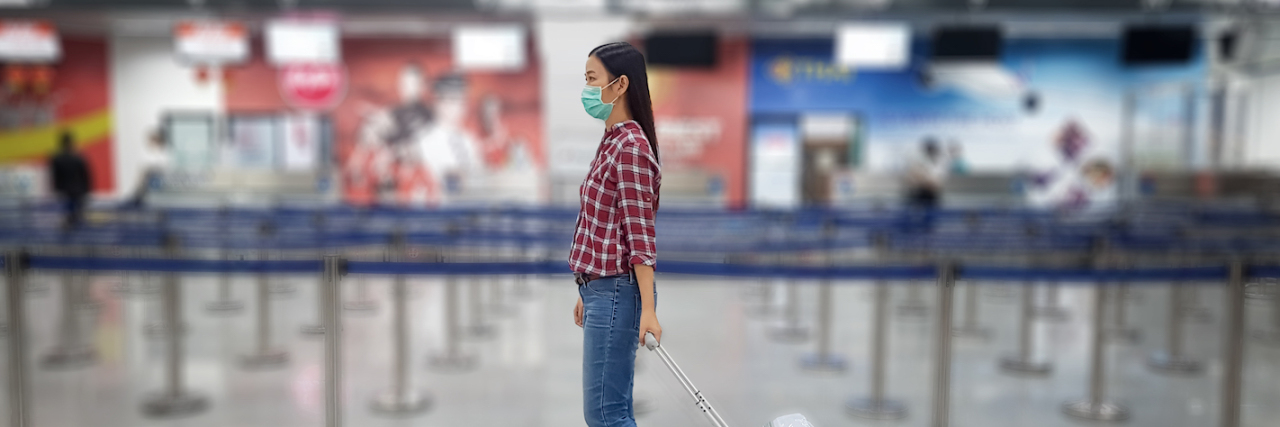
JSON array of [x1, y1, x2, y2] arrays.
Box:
[[126, 129, 170, 209], [48, 131, 91, 230], [416, 73, 487, 203], [569, 42, 662, 427], [346, 62, 435, 204], [902, 138, 947, 231]]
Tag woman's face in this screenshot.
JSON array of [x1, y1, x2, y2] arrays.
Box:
[[584, 55, 623, 104]]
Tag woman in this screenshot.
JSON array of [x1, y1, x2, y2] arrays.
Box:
[[569, 42, 662, 427]]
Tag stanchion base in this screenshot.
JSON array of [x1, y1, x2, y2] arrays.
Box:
[[300, 324, 326, 335], [951, 325, 992, 339], [799, 354, 847, 372], [141, 392, 209, 418], [1252, 330, 1280, 346], [369, 390, 432, 417], [1061, 399, 1129, 422], [1146, 352, 1202, 375], [846, 397, 908, 420], [241, 350, 290, 370], [40, 346, 97, 369], [343, 299, 379, 312], [205, 300, 244, 313], [1181, 306, 1213, 323], [998, 355, 1052, 376], [1105, 328, 1142, 344], [768, 324, 809, 343], [1032, 306, 1070, 322], [464, 324, 497, 340], [897, 303, 929, 318], [427, 353, 479, 373]]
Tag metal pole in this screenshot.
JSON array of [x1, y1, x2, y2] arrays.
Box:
[[999, 281, 1051, 375], [1107, 284, 1140, 343], [1062, 248, 1129, 421], [1220, 260, 1244, 427], [800, 281, 845, 371], [242, 248, 288, 369], [1182, 286, 1213, 323], [465, 276, 495, 339], [7, 251, 31, 427], [207, 253, 244, 313], [847, 281, 907, 419], [1148, 283, 1202, 374], [1256, 277, 1280, 344], [41, 266, 95, 369], [323, 255, 344, 427], [371, 234, 429, 415], [930, 262, 955, 427], [344, 249, 381, 312], [1036, 282, 1069, 321], [166, 260, 181, 396], [953, 280, 989, 338], [428, 275, 478, 372], [141, 236, 208, 417], [770, 281, 808, 343], [899, 281, 929, 317]]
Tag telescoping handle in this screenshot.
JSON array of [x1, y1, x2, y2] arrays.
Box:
[[644, 332, 731, 427]]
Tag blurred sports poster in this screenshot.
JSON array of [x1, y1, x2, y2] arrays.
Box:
[[646, 38, 749, 207], [225, 37, 543, 206]]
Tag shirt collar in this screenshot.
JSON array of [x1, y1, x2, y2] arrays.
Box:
[[604, 120, 639, 139]]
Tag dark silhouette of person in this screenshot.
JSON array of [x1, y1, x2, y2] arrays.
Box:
[[48, 131, 92, 230]]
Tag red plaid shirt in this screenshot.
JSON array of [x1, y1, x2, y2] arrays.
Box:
[[568, 120, 661, 276]]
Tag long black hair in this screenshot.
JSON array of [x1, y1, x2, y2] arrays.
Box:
[[589, 42, 660, 165]]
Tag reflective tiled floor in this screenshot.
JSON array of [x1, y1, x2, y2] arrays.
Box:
[[4, 270, 1279, 427]]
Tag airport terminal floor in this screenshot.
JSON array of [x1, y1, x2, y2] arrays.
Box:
[[6, 269, 1279, 427]]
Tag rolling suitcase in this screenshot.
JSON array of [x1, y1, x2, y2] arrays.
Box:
[[643, 333, 815, 427]]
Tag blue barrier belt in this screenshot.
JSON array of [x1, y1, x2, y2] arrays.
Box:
[[20, 255, 1263, 281]]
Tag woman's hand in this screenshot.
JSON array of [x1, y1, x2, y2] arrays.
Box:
[[574, 297, 584, 328], [639, 311, 662, 347]]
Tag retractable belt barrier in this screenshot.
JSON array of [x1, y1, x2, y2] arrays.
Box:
[[17, 255, 1268, 282]]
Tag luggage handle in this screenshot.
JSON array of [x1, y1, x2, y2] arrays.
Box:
[[644, 332, 731, 427]]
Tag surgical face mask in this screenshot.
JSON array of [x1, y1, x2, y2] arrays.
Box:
[[581, 77, 622, 120]]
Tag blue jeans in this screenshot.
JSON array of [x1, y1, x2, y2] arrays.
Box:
[[580, 274, 653, 427]]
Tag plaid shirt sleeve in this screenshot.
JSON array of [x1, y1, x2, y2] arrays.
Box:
[[615, 136, 660, 268]]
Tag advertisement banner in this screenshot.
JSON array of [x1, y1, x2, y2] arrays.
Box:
[[750, 38, 1206, 174], [0, 38, 113, 195], [224, 37, 544, 206], [648, 38, 749, 206]]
